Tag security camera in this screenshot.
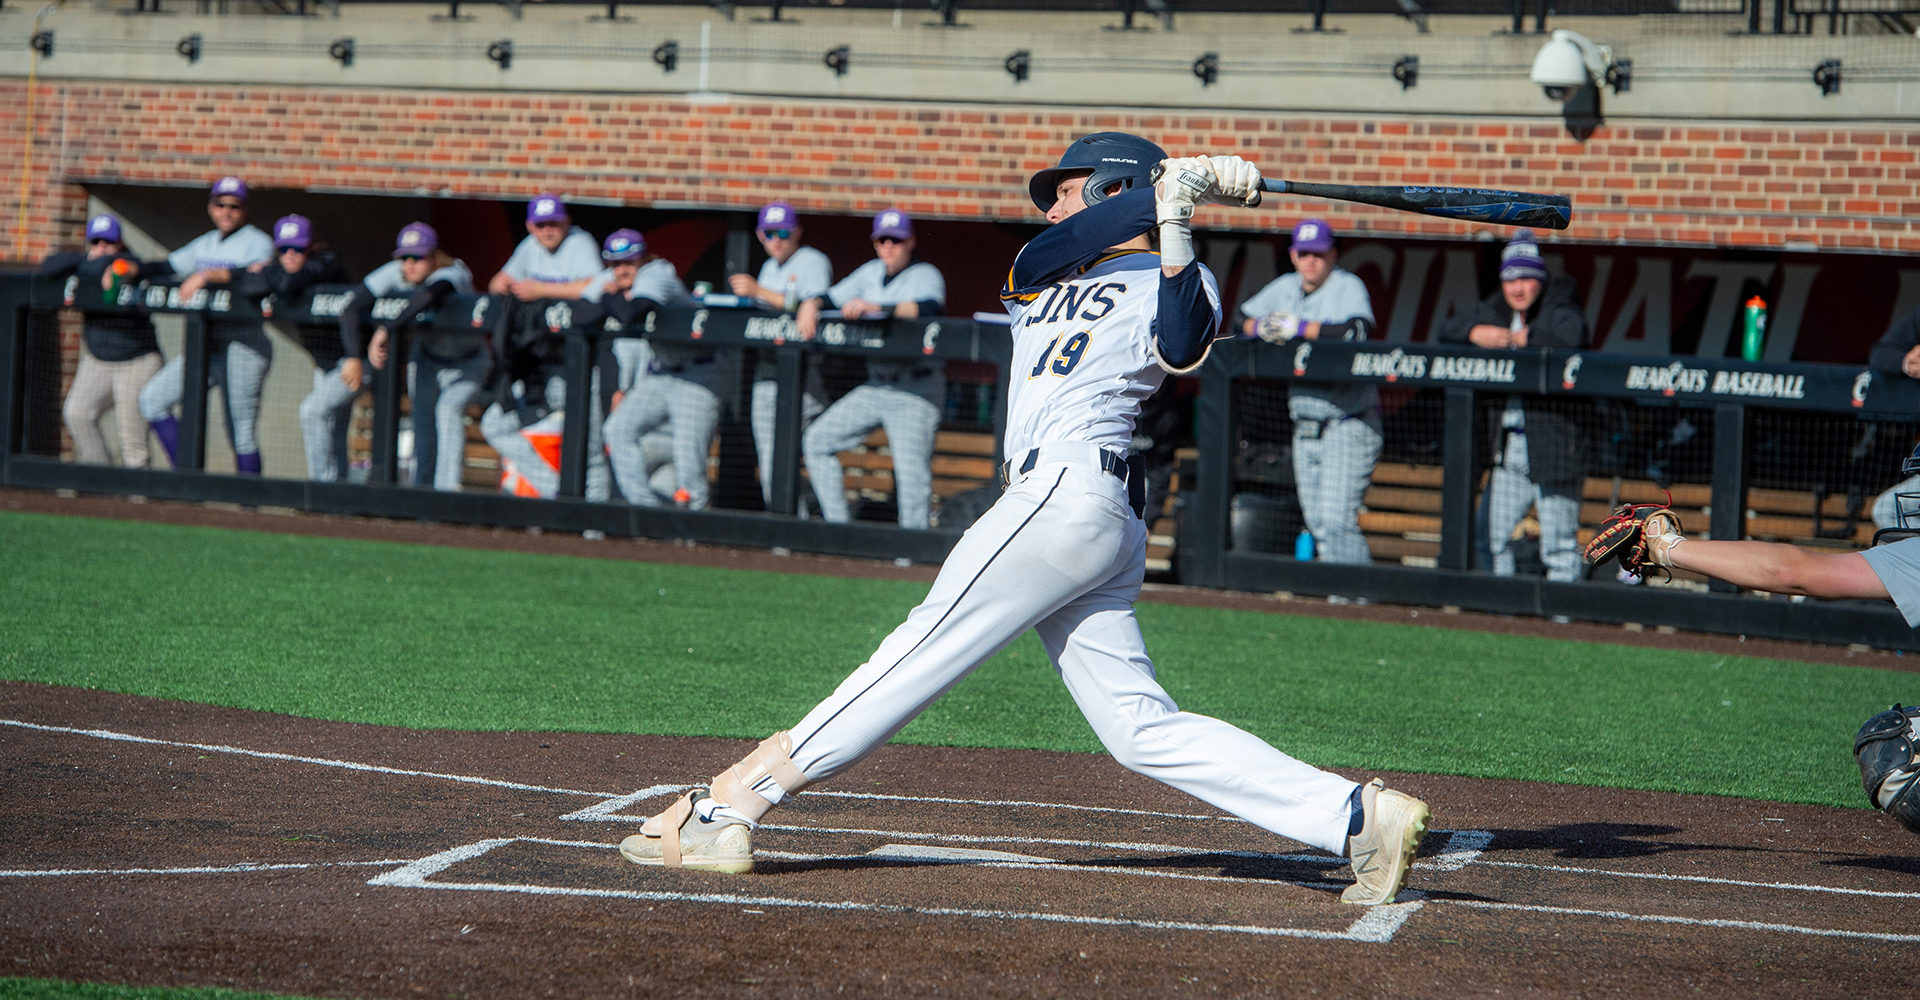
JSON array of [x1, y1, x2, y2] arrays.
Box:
[[1530, 29, 1613, 102]]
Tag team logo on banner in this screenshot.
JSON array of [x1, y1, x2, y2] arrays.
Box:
[[922, 322, 941, 355], [471, 297, 490, 328], [1853, 370, 1872, 408], [1561, 354, 1583, 390], [544, 302, 573, 333], [1292, 342, 1312, 377]]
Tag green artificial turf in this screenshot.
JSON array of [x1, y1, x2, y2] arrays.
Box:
[[0, 979, 323, 1000], [2, 509, 1912, 808]]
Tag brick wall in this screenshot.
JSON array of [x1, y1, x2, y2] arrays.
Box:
[[4, 79, 1917, 260]]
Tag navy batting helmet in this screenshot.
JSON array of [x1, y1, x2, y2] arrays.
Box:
[[1028, 132, 1167, 212]]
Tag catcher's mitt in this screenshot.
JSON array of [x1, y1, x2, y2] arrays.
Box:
[[1584, 496, 1685, 578]]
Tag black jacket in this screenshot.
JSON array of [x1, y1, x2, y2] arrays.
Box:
[[238, 251, 352, 369], [38, 251, 161, 363], [1869, 305, 1920, 377], [1438, 275, 1591, 498]]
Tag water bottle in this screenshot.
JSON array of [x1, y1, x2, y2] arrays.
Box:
[[103, 258, 134, 306], [1741, 295, 1767, 362], [783, 275, 799, 313], [1294, 529, 1315, 561]]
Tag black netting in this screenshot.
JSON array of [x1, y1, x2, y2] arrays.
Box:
[[1747, 410, 1920, 551]]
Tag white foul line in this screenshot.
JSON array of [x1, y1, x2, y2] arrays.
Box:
[[0, 718, 616, 798], [0, 860, 414, 877], [1435, 898, 1920, 944], [1471, 859, 1920, 900]]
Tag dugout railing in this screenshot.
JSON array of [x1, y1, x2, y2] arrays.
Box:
[[1182, 335, 1920, 650], [0, 272, 1010, 565], [6, 270, 1918, 649]]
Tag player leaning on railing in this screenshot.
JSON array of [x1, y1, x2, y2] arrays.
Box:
[[615, 132, 1433, 907]]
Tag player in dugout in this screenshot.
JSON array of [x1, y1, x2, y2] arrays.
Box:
[[237, 215, 355, 483], [732, 201, 836, 511], [41, 215, 165, 469], [798, 209, 948, 531]]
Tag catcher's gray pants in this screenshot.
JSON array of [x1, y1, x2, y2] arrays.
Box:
[[1291, 408, 1382, 566], [63, 347, 162, 468], [1488, 430, 1581, 583], [605, 374, 721, 510], [803, 385, 941, 530], [751, 378, 825, 507], [480, 372, 610, 502], [298, 363, 358, 483], [139, 328, 273, 457], [409, 348, 489, 492]]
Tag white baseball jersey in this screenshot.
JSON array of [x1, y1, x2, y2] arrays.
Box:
[[168, 225, 273, 274], [1240, 268, 1376, 417], [756, 246, 834, 304], [830, 258, 947, 394], [1003, 249, 1221, 460], [500, 229, 603, 284], [363, 259, 476, 297], [580, 258, 688, 306]]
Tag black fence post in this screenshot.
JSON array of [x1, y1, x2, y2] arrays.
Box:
[[557, 328, 593, 499], [177, 313, 209, 472], [1748, 0, 1760, 33], [1181, 357, 1235, 589], [0, 303, 28, 478], [1439, 387, 1477, 571], [768, 347, 804, 515], [1710, 402, 1749, 595], [368, 345, 400, 484], [1774, 0, 1786, 33]]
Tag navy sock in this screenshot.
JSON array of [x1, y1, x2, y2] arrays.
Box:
[[1346, 786, 1365, 838]]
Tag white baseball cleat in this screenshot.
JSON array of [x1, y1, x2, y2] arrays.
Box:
[[619, 789, 755, 874], [1340, 778, 1430, 905]]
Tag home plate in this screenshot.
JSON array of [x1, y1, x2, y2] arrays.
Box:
[[866, 844, 1056, 863]]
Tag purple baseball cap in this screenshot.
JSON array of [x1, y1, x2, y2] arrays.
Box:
[[526, 193, 568, 225], [602, 228, 645, 261], [393, 222, 439, 258], [1290, 218, 1335, 254], [271, 214, 313, 251], [210, 176, 249, 203], [871, 208, 913, 241], [1499, 230, 1549, 282], [756, 201, 798, 233], [86, 215, 122, 243]]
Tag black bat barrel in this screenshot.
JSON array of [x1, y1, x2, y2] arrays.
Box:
[[1264, 180, 1572, 231]]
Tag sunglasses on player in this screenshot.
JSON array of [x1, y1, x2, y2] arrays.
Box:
[[760, 229, 795, 241], [873, 236, 905, 245], [88, 238, 118, 247], [398, 254, 425, 263], [210, 201, 245, 211], [276, 246, 306, 255]]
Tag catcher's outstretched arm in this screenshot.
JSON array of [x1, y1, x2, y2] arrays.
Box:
[[1668, 541, 1888, 600]]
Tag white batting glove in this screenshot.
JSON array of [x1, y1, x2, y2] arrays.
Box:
[[1154, 156, 1214, 225], [1255, 313, 1305, 343], [1205, 155, 1263, 208]]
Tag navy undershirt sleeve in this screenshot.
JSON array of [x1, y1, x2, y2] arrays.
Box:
[[1151, 263, 1219, 370], [337, 286, 375, 359], [1006, 188, 1157, 296]]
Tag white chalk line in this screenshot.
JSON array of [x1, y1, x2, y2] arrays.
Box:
[[1434, 898, 1920, 944], [0, 860, 414, 877], [0, 718, 615, 798], [1472, 858, 1920, 900], [369, 837, 1414, 943]]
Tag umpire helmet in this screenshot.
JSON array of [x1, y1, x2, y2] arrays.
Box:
[[1028, 132, 1167, 212]]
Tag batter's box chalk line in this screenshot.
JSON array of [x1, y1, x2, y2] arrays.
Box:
[[14, 718, 1918, 944], [365, 836, 1427, 944]]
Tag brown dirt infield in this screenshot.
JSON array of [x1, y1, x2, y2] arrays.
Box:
[[4, 680, 1918, 1000]]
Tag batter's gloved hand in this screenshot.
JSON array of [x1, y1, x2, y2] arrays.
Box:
[[1584, 498, 1685, 579], [1204, 155, 1263, 208], [1154, 156, 1215, 225], [1254, 313, 1304, 343]]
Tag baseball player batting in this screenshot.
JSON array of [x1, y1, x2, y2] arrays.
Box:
[[620, 133, 1432, 907]]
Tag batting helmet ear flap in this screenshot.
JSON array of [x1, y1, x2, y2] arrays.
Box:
[[1028, 131, 1169, 211]]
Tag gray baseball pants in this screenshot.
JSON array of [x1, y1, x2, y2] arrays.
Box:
[[480, 372, 610, 502], [605, 374, 721, 509], [1488, 428, 1581, 582], [751, 378, 825, 508], [409, 348, 489, 492], [139, 327, 273, 458], [64, 348, 163, 468], [298, 363, 358, 482], [1290, 403, 1382, 566], [803, 384, 941, 530]]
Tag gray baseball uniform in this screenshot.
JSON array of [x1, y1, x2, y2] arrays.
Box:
[[599, 261, 733, 510], [139, 225, 277, 463], [749, 246, 835, 506], [341, 259, 478, 490], [1240, 268, 1379, 565], [1860, 537, 1920, 627], [803, 258, 948, 530]]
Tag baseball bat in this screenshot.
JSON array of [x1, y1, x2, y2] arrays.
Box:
[[1256, 179, 1572, 231]]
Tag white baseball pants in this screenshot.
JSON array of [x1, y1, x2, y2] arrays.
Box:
[[744, 446, 1361, 856], [299, 364, 359, 483], [63, 348, 162, 468], [751, 378, 826, 508], [1290, 405, 1382, 567], [139, 329, 273, 457]]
